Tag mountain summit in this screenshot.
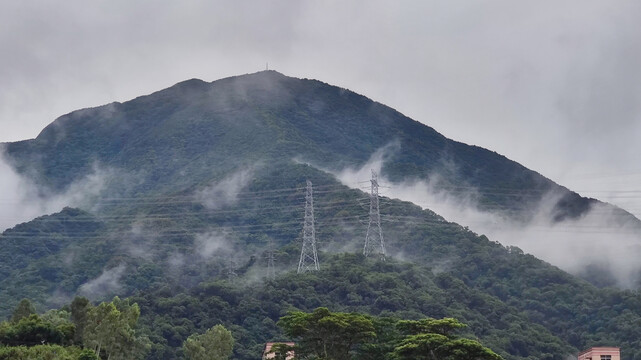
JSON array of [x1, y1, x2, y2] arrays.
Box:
[[5, 70, 629, 224]]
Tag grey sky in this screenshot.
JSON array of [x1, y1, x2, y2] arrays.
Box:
[[1, 1, 640, 216]]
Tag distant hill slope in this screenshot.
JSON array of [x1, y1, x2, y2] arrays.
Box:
[[2, 71, 641, 359]]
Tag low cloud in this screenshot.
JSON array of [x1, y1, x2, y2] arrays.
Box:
[[167, 253, 186, 269], [333, 141, 399, 186], [0, 149, 111, 232], [335, 146, 641, 287], [195, 168, 253, 210], [48, 288, 74, 308], [78, 264, 126, 299], [120, 222, 158, 260], [327, 222, 365, 255], [193, 231, 232, 259]]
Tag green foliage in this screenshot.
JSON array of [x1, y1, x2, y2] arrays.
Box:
[[276, 308, 501, 360], [278, 307, 376, 360], [183, 324, 234, 360], [0, 296, 149, 360], [393, 318, 502, 360], [394, 334, 503, 360], [82, 297, 149, 360], [0, 344, 85, 360], [130, 254, 569, 360], [0, 209, 106, 317], [11, 299, 36, 323], [41, 309, 72, 327], [396, 318, 467, 337], [356, 316, 400, 360], [77, 348, 100, 360], [70, 297, 90, 345], [0, 314, 74, 347]]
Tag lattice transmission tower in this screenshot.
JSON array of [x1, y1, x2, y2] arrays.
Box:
[[266, 239, 276, 280], [297, 180, 320, 273], [227, 258, 237, 282], [364, 170, 386, 259]]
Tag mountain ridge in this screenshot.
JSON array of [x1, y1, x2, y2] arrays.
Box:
[[4, 70, 625, 224]]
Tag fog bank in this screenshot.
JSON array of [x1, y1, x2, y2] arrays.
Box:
[[336, 146, 641, 287]]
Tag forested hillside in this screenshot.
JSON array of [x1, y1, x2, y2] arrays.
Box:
[[2, 162, 641, 359], [4, 71, 630, 224], [1, 71, 641, 359]]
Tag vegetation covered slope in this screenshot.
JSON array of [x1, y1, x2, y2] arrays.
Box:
[[1, 162, 641, 359], [3, 71, 631, 223], [1, 72, 641, 359]]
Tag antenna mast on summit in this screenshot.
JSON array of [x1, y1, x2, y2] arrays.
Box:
[[298, 180, 320, 273], [364, 170, 385, 259]]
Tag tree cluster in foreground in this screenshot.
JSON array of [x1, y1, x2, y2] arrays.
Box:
[[0, 296, 503, 360], [275, 307, 503, 360], [0, 297, 148, 360]]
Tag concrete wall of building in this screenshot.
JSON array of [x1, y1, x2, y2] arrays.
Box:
[[578, 347, 620, 360]]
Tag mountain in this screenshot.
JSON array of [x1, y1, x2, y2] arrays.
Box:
[[2, 71, 641, 359], [6, 71, 634, 223]]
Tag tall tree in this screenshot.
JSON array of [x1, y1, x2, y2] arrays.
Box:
[[83, 297, 149, 360], [70, 296, 91, 345], [10, 299, 36, 323], [394, 318, 503, 360], [278, 307, 376, 360], [183, 324, 234, 360]]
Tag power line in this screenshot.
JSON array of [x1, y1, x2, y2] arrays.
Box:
[[3, 178, 641, 241]]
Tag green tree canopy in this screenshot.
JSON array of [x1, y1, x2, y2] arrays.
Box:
[[83, 297, 149, 360], [276, 309, 502, 360], [393, 318, 502, 360], [10, 299, 36, 324], [277, 307, 376, 360], [70, 296, 91, 345], [0, 344, 88, 360], [183, 324, 234, 360], [396, 318, 467, 336], [0, 313, 74, 346], [394, 334, 503, 360]]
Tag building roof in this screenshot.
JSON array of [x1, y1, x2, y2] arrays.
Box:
[[578, 347, 621, 356]]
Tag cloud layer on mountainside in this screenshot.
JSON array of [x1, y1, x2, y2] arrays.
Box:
[[0, 149, 112, 232], [335, 145, 641, 287]]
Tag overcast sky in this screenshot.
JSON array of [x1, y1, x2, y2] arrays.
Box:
[[1, 0, 640, 216]]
